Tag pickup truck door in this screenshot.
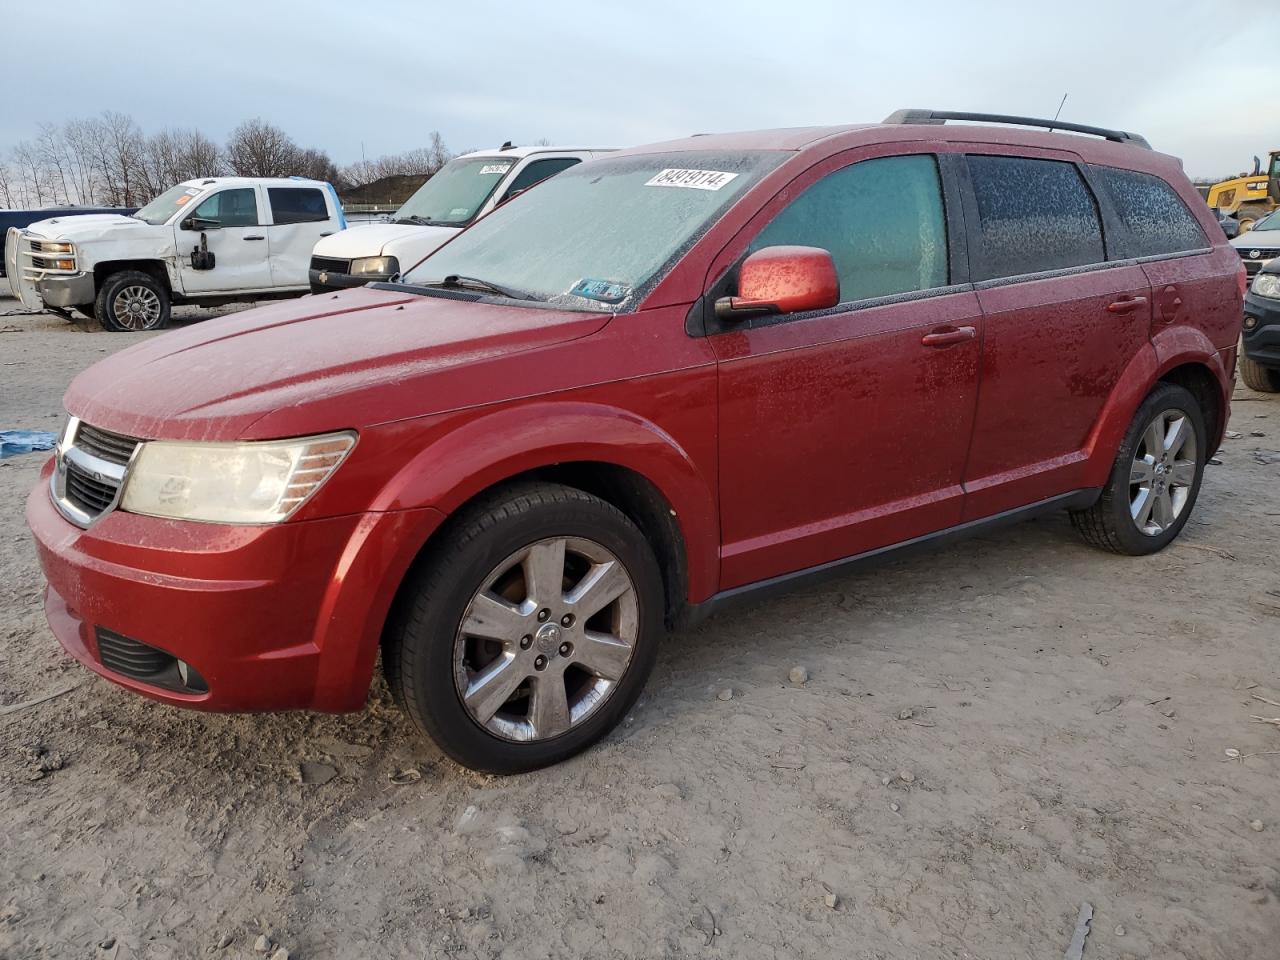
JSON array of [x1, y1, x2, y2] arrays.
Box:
[[175, 186, 275, 294], [264, 185, 339, 287]]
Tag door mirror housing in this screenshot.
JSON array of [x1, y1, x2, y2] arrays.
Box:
[[182, 217, 220, 231], [715, 245, 840, 321]]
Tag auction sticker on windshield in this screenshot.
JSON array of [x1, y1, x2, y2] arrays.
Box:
[[479, 163, 513, 176], [644, 169, 739, 191]]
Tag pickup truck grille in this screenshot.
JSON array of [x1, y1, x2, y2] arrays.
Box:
[[50, 418, 141, 527], [310, 255, 351, 274]]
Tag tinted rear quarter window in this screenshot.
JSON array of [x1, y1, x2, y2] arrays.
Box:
[[503, 157, 581, 198], [967, 155, 1104, 280], [268, 187, 329, 224], [1092, 165, 1208, 258]]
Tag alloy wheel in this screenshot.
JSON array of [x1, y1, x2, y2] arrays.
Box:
[[111, 285, 162, 330], [453, 536, 638, 742], [1129, 408, 1197, 536]]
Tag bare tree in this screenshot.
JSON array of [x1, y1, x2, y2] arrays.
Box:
[[225, 119, 299, 178], [11, 141, 45, 207], [95, 111, 147, 206], [36, 124, 73, 203], [0, 160, 14, 208], [340, 134, 454, 187]]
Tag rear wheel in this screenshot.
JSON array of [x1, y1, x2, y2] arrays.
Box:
[[95, 270, 170, 332], [383, 482, 664, 774], [1071, 383, 1206, 555], [1239, 353, 1280, 393]]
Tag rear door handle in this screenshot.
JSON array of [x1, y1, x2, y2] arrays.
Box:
[[244, 235, 265, 241], [1106, 296, 1147, 314], [921, 325, 977, 347]]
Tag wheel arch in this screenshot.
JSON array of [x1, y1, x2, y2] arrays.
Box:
[[92, 259, 172, 294], [1157, 360, 1227, 455]]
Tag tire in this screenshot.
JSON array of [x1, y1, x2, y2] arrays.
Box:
[[1071, 383, 1207, 555], [383, 481, 664, 774], [1239, 353, 1280, 393], [1236, 205, 1271, 234], [95, 270, 170, 332]]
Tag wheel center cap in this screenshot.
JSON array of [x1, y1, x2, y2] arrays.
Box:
[[534, 622, 562, 654]]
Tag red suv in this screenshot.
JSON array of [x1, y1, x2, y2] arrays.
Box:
[[27, 110, 1243, 773]]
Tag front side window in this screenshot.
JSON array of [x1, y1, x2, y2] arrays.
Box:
[[402, 150, 785, 310], [393, 156, 521, 226], [268, 187, 328, 224], [1092, 166, 1208, 258], [501, 157, 582, 200], [747, 154, 948, 303], [189, 188, 259, 227], [967, 155, 1104, 280]]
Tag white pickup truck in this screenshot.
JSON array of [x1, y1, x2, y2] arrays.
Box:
[[5, 176, 345, 331], [308, 145, 611, 292]]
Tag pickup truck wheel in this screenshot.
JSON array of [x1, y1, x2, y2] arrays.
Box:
[[384, 482, 663, 774], [96, 270, 170, 332], [1239, 353, 1280, 393], [1070, 383, 1206, 556]]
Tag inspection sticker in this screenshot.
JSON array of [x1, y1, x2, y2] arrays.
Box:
[[569, 278, 631, 304], [644, 168, 739, 191], [479, 163, 513, 176]]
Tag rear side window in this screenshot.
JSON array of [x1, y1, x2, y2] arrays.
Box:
[[268, 187, 329, 224], [503, 157, 581, 199], [748, 154, 948, 303], [967, 155, 1104, 280], [1092, 165, 1208, 258]]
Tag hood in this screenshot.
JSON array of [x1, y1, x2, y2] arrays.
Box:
[[312, 222, 461, 262], [64, 286, 609, 441], [25, 213, 154, 243], [1231, 228, 1280, 250]]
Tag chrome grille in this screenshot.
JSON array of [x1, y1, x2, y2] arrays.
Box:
[[75, 423, 138, 466], [50, 418, 141, 527]]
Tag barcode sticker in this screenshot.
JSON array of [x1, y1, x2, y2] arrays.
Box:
[[644, 168, 739, 191]]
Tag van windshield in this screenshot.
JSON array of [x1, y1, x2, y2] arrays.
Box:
[[393, 156, 519, 227], [133, 184, 205, 225], [400, 150, 785, 311]]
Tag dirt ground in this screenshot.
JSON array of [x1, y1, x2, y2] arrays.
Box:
[[1, 296, 1277, 960]]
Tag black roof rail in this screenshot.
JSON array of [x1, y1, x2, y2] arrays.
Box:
[[882, 109, 1151, 149]]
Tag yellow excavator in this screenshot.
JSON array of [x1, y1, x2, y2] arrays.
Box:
[[1207, 150, 1280, 233]]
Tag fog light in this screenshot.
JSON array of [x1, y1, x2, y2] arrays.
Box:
[[176, 659, 208, 692], [53, 258, 75, 270], [1243, 315, 1258, 330]]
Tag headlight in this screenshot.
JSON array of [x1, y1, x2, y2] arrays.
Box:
[[120, 432, 356, 524], [42, 241, 74, 254], [350, 256, 399, 277], [1251, 273, 1280, 300]]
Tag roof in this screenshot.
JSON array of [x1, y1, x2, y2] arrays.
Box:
[[456, 145, 615, 160], [177, 176, 331, 188]]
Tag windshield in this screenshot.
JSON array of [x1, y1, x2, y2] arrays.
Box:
[[1252, 209, 1279, 232], [133, 183, 205, 225], [393, 156, 519, 226], [401, 150, 786, 310]]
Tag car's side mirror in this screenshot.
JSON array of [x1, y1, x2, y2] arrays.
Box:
[[715, 245, 840, 321], [182, 217, 220, 231]]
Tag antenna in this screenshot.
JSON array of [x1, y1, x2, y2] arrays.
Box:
[[1049, 93, 1068, 132]]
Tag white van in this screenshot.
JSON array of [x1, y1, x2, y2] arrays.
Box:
[[308, 145, 612, 292]]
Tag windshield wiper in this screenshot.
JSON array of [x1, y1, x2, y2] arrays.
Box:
[[424, 274, 540, 301], [394, 215, 432, 225]]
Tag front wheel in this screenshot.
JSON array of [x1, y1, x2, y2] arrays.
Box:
[[95, 270, 170, 332], [1071, 382, 1207, 555], [1239, 353, 1280, 393], [383, 482, 664, 774]]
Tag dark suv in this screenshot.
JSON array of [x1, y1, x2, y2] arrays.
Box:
[[28, 110, 1243, 773], [1241, 258, 1280, 391]]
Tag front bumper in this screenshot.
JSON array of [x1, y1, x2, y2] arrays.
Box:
[[1242, 289, 1280, 369], [37, 272, 95, 308], [26, 460, 444, 713], [309, 269, 391, 294]]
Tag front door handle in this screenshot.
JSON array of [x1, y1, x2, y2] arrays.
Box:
[[921, 325, 977, 347], [243, 235, 265, 241], [1106, 296, 1147, 314]]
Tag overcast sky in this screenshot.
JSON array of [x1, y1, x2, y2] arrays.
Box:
[[6, 0, 1277, 179]]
